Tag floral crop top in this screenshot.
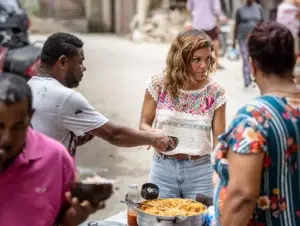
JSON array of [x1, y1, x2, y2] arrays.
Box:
[[146, 74, 227, 156]]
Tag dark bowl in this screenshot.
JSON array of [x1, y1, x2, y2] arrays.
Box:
[[141, 183, 159, 200], [165, 136, 179, 152], [70, 182, 113, 207]]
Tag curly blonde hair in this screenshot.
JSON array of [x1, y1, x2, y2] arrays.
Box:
[[164, 29, 216, 99]]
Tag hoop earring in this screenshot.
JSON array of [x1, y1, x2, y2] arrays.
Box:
[[250, 72, 256, 83]]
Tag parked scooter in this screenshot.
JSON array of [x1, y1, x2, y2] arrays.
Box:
[[0, 42, 42, 80]]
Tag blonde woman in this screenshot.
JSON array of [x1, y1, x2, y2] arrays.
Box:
[[139, 30, 226, 199]]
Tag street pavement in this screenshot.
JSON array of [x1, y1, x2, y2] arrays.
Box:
[[30, 34, 260, 220]]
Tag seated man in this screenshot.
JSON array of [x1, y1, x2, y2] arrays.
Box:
[[0, 74, 98, 225]]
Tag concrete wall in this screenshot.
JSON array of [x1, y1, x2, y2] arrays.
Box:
[[85, 0, 137, 34], [114, 0, 137, 34], [39, 0, 85, 18], [85, 0, 114, 32]]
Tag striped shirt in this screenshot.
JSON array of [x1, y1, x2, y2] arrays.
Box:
[[212, 95, 300, 225]]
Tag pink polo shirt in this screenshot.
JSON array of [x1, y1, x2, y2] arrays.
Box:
[[0, 128, 75, 225]]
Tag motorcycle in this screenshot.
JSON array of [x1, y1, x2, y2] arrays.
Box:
[[0, 0, 41, 80], [0, 42, 42, 79]]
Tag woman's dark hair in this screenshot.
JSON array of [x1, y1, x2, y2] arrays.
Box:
[[247, 21, 296, 76]]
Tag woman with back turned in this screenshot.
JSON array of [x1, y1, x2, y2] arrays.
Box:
[[212, 21, 300, 226]]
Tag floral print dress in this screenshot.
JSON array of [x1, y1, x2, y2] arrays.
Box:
[[212, 95, 300, 226]]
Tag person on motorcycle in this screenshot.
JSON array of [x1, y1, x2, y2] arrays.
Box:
[[233, 0, 264, 88], [28, 32, 173, 157]]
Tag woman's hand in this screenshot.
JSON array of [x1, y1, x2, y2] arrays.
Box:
[[60, 192, 105, 226], [151, 129, 175, 152]]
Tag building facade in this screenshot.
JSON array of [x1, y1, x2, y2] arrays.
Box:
[[36, 0, 284, 34]]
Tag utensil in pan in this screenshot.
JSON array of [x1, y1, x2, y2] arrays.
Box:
[[120, 199, 166, 211], [196, 193, 213, 206]]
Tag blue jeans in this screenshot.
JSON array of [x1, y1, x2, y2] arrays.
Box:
[[149, 154, 213, 199]]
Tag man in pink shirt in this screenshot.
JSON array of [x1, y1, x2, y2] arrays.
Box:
[[0, 74, 98, 225]]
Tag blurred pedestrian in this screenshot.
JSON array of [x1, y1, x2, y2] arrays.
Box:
[[187, 0, 224, 70], [233, 0, 264, 88]]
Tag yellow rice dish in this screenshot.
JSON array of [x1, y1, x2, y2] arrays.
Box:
[[139, 198, 207, 216]]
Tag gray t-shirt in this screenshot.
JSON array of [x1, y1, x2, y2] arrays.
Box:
[[236, 3, 264, 40]]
